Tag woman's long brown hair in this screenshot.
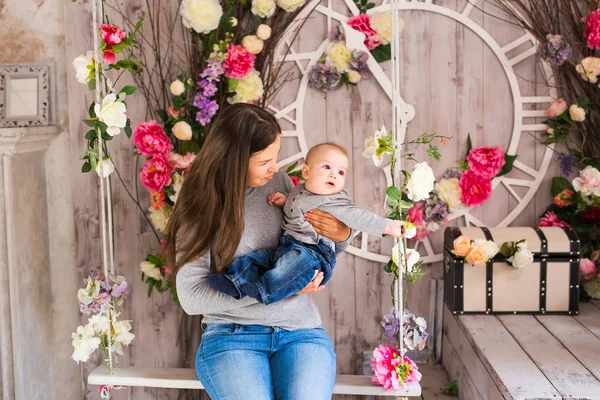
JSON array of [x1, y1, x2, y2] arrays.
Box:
[[164, 103, 281, 277]]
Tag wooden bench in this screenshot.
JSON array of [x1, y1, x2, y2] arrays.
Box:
[[443, 299, 600, 399], [88, 367, 422, 397]]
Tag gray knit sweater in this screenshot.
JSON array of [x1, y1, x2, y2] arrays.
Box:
[[176, 171, 352, 330]]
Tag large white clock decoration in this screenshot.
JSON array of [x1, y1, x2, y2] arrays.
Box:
[[271, 0, 557, 264]]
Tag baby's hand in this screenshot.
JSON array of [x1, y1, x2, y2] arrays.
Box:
[[268, 192, 287, 207], [383, 220, 407, 238]]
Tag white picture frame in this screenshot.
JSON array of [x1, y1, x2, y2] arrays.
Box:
[[0, 65, 50, 127]]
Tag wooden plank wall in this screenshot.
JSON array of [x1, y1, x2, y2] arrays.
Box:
[[63, 1, 559, 398]]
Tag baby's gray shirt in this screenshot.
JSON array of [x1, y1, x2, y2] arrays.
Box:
[[282, 183, 392, 246]]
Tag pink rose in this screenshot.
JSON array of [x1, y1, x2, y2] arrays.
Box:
[[223, 44, 256, 79], [168, 105, 186, 119], [572, 166, 600, 197], [132, 121, 173, 158], [459, 170, 492, 206], [406, 202, 429, 241], [290, 176, 300, 186], [539, 211, 571, 227], [168, 152, 196, 170], [466, 147, 505, 179], [545, 98, 568, 117], [585, 9, 600, 50], [580, 258, 598, 280], [103, 46, 116, 64], [347, 14, 377, 37], [100, 24, 126, 45], [366, 34, 383, 50], [140, 156, 172, 192]]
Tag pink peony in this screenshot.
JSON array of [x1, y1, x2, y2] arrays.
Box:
[[100, 24, 126, 45], [103, 46, 116, 64], [546, 98, 568, 117], [140, 156, 172, 192], [539, 211, 571, 227], [133, 121, 173, 158], [580, 258, 598, 280], [347, 14, 377, 37], [223, 44, 256, 79], [554, 189, 574, 207], [467, 146, 505, 179], [290, 176, 300, 186], [459, 170, 492, 206], [168, 152, 196, 170], [585, 9, 600, 50], [366, 34, 383, 50], [371, 345, 421, 391], [406, 202, 429, 241]]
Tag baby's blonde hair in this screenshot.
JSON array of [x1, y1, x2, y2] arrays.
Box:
[[305, 142, 348, 165]]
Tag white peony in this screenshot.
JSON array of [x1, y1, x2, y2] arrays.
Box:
[[71, 323, 100, 364], [148, 206, 170, 233], [228, 70, 264, 104], [95, 157, 115, 178], [435, 178, 463, 210], [474, 239, 499, 259], [256, 24, 272, 41], [327, 40, 352, 71], [569, 104, 586, 122], [252, 0, 276, 18], [275, 0, 306, 12], [362, 125, 386, 167], [347, 70, 362, 83], [406, 162, 435, 201], [242, 35, 264, 55], [169, 172, 185, 203], [370, 13, 404, 45], [392, 243, 420, 272], [72, 51, 94, 84], [508, 248, 534, 269], [140, 260, 162, 281], [180, 0, 223, 34], [172, 121, 193, 141], [94, 93, 127, 136], [170, 80, 186, 96]]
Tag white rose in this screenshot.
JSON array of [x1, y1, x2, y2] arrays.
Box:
[[228, 70, 264, 104], [474, 239, 499, 259], [406, 162, 435, 201], [327, 41, 352, 71], [95, 157, 115, 178], [576, 57, 600, 83], [275, 0, 306, 12], [573, 166, 600, 197], [569, 104, 586, 122], [242, 35, 264, 55], [170, 79, 186, 96], [180, 0, 223, 34], [73, 51, 94, 84], [252, 0, 276, 18], [148, 206, 170, 233], [509, 249, 534, 269], [435, 178, 463, 210], [172, 121, 193, 141], [140, 260, 162, 281], [347, 70, 362, 83], [169, 172, 184, 203], [370, 13, 403, 45], [392, 243, 420, 272], [256, 24, 272, 40], [94, 93, 127, 136]]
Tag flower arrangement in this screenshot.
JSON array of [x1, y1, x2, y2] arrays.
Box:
[[539, 166, 600, 299], [500, 240, 534, 270], [451, 235, 499, 266], [381, 308, 428, 351], [71, 275, 134, 373], [371, 345, 422, 391]]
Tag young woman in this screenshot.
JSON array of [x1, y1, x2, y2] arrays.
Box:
[[165, 103, 352, 399]]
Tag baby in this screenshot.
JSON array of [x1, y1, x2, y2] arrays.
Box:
[[208, 143, 407, 305]]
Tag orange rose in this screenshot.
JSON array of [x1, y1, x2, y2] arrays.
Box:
[[452, 235, 472, 257], [466, 245, 488, 265]]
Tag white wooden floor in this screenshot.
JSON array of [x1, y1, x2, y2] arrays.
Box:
[[443, 300, 600, 399]]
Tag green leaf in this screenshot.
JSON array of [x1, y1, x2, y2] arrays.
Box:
[[441, 380, 459, 397], [83, 120, 97, 128], [228, 78, 239, 91], [399, 200, 413, 210], [88, 102, 96, 118], [81, 162, 92, 173], [147, 279, 156, 297], [124, 119, 132, 138], [386, 186, 402, 201], [120, 85, 137, 95], [87, 78, 96, 91], [466, 134, 472, 157], [84, 129, 96, 140], [383, 260, 393, 273], [551, 176, 574, 196], [370, 44, 391, 63], [366, 2, 375, 9], [173, 96, 184, 109], [496, 154, 517, 177], [156, 109, 168, 122], [286, 161, 299, 173]]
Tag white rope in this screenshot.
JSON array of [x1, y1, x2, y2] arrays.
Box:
[[91, 0, 114, 374]]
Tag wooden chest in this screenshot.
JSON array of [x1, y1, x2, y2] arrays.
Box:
[[443, 226, 580, 315]]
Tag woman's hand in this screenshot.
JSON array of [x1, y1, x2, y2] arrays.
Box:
[[297, 270, 326, 295], [304, 209, 351, 242]]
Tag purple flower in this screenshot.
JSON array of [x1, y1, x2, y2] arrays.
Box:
[[537, 34, 572, 67], [423, 192, 449, 231], [200, 58, 225, 82], [442, 166, 463, 179], [194, 94, 219, 126], [308, 63, 342, 92], [381, 308, 400, 343], [349, 50, 369, 74], [557, 152, 577, 177], [198, 79, 218, 97], [381, 308, 429, 351], [328, 26, 345, 42]]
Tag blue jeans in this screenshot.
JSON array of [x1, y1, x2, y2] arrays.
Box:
[[196, 323, 336, 399], [208, 235, 336, 305]]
